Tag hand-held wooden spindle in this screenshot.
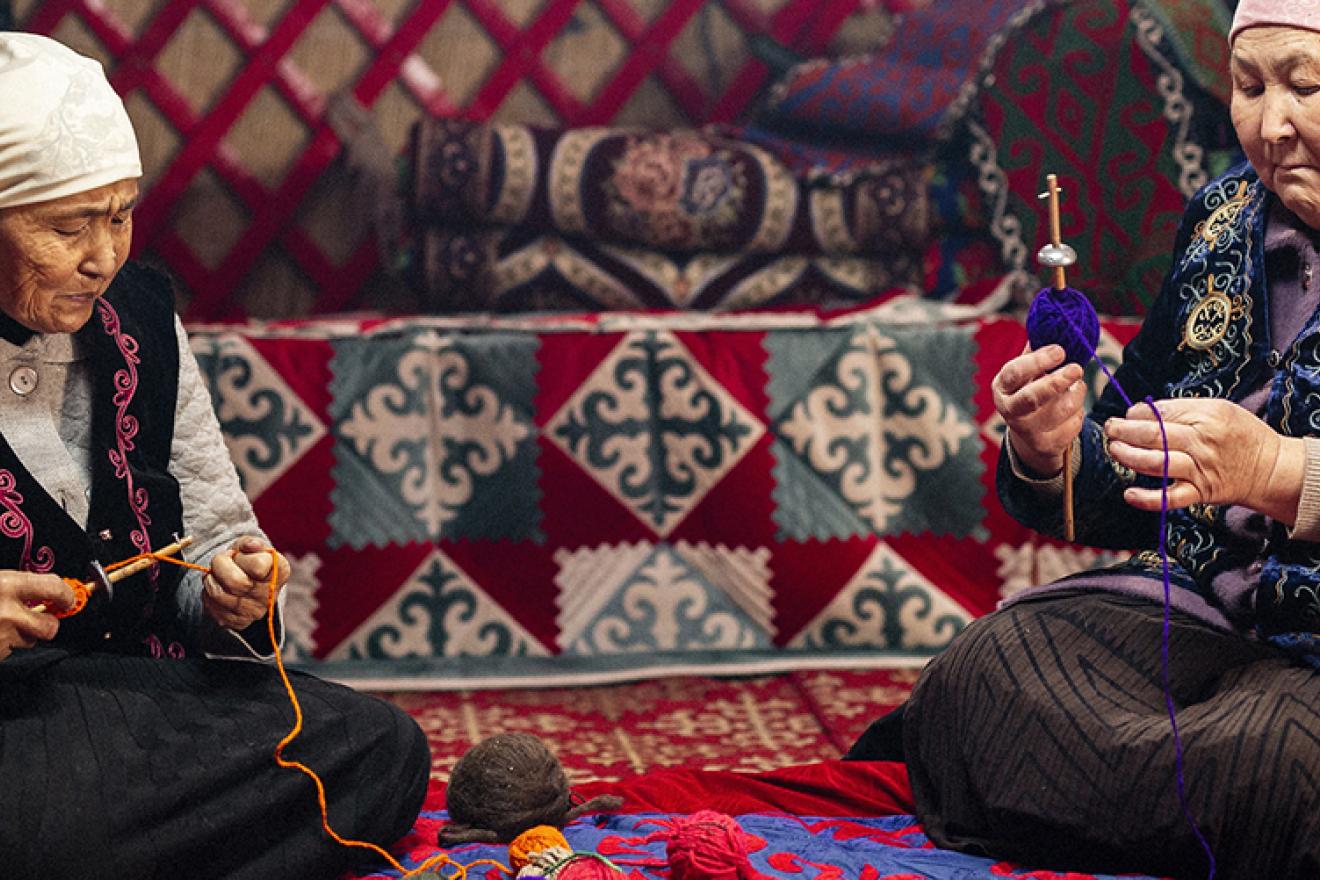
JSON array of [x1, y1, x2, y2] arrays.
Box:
[[33, 536, 194, 616], [1036, 175, 1078, 542]]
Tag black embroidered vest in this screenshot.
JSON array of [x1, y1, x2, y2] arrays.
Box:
[[0, 263, 186, 655]]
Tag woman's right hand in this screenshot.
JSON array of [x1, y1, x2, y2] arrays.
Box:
[[0, 571, 74, 662], [991, 343, 1088, 478]]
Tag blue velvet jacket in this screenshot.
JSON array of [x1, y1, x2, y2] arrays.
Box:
[[999, 160, 1320, 658]]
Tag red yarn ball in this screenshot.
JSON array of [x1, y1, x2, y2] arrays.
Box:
[[1025, 286, 1100, 368], [663, 810, 770, 880]]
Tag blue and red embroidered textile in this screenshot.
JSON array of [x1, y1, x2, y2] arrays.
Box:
[[349, 761, 1160, 879], [759, 0, 1054, 144]]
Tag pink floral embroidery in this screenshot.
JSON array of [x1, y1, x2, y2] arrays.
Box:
[[143, 634, 187, 659], [607, 133, 745, 251], [0, 469, 54, 573], [612, 134, 706, 214], [97, 300, 153, 567]]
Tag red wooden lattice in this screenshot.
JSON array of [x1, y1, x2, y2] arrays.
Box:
[[20, 0, 870, 319]]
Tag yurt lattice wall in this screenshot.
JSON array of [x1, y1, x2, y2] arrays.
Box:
[[12, 0, 893, 319]]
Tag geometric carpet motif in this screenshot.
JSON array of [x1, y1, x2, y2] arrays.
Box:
[[545, 330, 765, 538], [554, 541, 775, 654], [789, 544, 970, 652], [327, 328, 541, 548], [329, 549, 550, 661], [375, 667, 919, 786], [188, 333, 327, 500], [766, 322, 981, 540]]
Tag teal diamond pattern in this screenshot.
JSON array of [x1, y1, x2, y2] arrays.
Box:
[[328, 329, 540, 548], [767, 322, 983, 540]]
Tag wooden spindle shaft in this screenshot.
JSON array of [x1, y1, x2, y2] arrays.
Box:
[[32, 536, 194, 615]]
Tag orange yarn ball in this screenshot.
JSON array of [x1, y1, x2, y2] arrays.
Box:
[[509, 825, 570, 869]]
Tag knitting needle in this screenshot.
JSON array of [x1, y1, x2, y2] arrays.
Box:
[[32, 536, 194, 615], [1041, 174, 1076, 543]]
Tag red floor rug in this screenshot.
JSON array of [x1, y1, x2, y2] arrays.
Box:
[[344, 667, 1161, 880], [374, 667, 919, 787]]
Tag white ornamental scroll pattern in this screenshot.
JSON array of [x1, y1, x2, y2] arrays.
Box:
[[778, 325, 975, 533], [338, 331, 531, 537]]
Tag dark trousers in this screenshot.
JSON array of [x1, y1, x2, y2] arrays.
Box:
[[0, 650, 430, 880], [878, 590, 1320, 880]]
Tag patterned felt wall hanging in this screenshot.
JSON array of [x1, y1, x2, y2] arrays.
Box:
[[186, 303, 1141, 687]]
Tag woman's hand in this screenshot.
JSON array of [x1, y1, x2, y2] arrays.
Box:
[[201, 536, 290, 632], [0, 571, 74, 661], [1104, 398, 1306, 521], [992, 344, 1088, 478]]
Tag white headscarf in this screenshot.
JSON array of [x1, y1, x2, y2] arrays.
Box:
[[0, 32, 141, 210]]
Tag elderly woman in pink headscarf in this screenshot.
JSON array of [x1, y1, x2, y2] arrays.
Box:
[[849, 3, 1320, 878], [0, 32, 428, 880]]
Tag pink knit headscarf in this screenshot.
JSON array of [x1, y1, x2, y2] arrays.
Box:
[[1231, 0, 1320, 43]]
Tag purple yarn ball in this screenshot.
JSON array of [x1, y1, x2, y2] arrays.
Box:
[[1026, 286, 1100, 368]]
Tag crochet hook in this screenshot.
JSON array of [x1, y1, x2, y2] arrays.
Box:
[[32, 535, 194, 615]]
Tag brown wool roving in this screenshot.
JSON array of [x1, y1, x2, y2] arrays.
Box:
[[437, 732, 623, 846]]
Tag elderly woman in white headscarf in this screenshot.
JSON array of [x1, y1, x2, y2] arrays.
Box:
[[849, 2, 1320, 878], [0, 33, 428, 880]]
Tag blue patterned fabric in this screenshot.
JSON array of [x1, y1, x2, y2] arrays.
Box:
[[759, 0, 1054, 143], [355, 810, 1154, 879]]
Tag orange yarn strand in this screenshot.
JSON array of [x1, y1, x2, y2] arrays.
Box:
[[43, 549, 208, 619], [105, 552, 211, 577], [260, 551, 511, 879], [54, 544, 508, 876]]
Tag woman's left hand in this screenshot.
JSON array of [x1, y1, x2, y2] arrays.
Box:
[[202, 536, 290, 631], [1104, 398, 1306, 520]]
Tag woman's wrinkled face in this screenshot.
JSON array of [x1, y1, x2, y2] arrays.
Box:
[[1232, 26, 1320, 227], [0, 178, 137, 334]]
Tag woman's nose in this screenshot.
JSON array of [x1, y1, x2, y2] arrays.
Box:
[[1261, 90, 1295, 143], [79, 222, 117, 277]]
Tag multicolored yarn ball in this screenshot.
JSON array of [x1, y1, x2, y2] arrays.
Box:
[[510, 826, 571, 870], [514, 847, 574, 879], [644, 810, 771, 880], [507, 826, 623, 880], [1025, 285, 1100, 368]]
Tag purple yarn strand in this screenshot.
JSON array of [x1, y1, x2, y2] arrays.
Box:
[[1039, 292, 1216, 879], [1149, 402, 1217, 879]]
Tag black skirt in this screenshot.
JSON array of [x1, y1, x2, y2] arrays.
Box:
[[896, 589, 1320, 880], [0, 648, 429, 880]]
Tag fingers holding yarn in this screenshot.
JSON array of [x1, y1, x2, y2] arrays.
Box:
[[1104, 398, 1291, 511], [996, 347, 1087, 479], [1122, 479, 1204, 512], [0, 572, 76, 660], [992, 344, 1075, 399]]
